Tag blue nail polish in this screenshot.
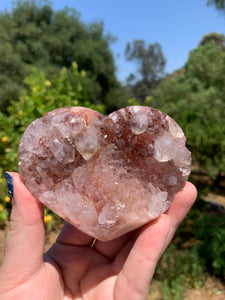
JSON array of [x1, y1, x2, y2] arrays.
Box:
[[4, 172, 14, 198]]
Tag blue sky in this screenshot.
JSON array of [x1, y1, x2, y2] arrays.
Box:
[[1, 0, 225, 82]]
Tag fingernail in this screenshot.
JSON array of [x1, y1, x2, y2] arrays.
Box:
[[4, 172, 14, 198]]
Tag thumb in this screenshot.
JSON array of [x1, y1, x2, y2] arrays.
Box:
[[0, 172, 45, 285]]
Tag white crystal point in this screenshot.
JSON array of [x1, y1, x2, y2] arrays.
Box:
[[148, 191, 168, 218], [130, 110, 149, 135], [19, 106, 191, 241], [154, 135, 176, 162], [75, 127, 100, 160]]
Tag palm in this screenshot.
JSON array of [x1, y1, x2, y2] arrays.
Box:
[[45, 240, 118, 299], [28, 241, 119, 300], [41, 224, 152, 299], [0, 173, 196, 300]]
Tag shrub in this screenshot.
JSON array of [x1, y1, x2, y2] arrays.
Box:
[[195, 213, 225, 280], [153, 244, 205, 299]]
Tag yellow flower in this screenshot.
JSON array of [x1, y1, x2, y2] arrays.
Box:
[[61, 67, 67, 74], [18, 110, 23, 116], [81, 70, 86, 77], [73, 100, 79, 106], [4, 196, 10, 203], [45, 80, 51, 87], [1, 136, 8, 143], [0, 178, 3, 184], [0, 204, 4, 212], [72, 61, 78, 69], [44, 214, 53, 223]]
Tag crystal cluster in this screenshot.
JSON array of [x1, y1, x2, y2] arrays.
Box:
[[19, 106, 191, 241]]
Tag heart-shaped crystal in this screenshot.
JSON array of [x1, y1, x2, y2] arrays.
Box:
[[19, 106, 191, 241]]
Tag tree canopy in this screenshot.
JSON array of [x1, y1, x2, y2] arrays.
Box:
[[0, 0, 126, 111], [125, 40, 166, 103], [199, 32, 225, 48], [207, 0, 225, 11]]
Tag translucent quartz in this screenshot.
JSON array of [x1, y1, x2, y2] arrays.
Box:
[[19, 106, 191, 241]]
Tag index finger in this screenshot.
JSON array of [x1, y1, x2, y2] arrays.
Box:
[[164, 181, 197, 248]]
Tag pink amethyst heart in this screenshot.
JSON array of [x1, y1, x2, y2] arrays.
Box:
[[19, 106, 191, 241]]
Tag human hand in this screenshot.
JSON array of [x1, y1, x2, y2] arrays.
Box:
[[0, 173, 197, 300]]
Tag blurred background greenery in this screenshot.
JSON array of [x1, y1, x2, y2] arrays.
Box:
[[0, 0, 224, 298]]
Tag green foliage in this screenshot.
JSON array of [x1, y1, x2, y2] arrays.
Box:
[[152, 41, 225, 179], [152, 200, 225, 298], [125, 40, 166, 103], [0, 64, 105, 222], [153, 245, 205, 299], [125, 40, 166, 82], [0, 0, 124, 111], [199, 32, 225, 48], [0, 178, 10, 222], [207, 0, 225, 11], [195, 214, 225, 280]]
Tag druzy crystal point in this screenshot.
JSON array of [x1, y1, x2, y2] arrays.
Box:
[[19, 106, 191, 241]]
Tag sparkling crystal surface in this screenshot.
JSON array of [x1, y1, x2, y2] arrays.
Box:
[[19, 106, 191, 241]]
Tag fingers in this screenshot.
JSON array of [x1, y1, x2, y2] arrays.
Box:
[[114, 214, 171, 299], [164, 181, 197, 248], [113, 182, 196, 299], [99, 181, 196, 262], [0, 172, 45, 286]]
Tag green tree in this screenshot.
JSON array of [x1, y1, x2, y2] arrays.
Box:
[[207, 0, 225, 10], [0, 0, 125, 111], [125, 40, 166, 103], [199, 32, 225, 48], [152, 38, 225, 180]]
